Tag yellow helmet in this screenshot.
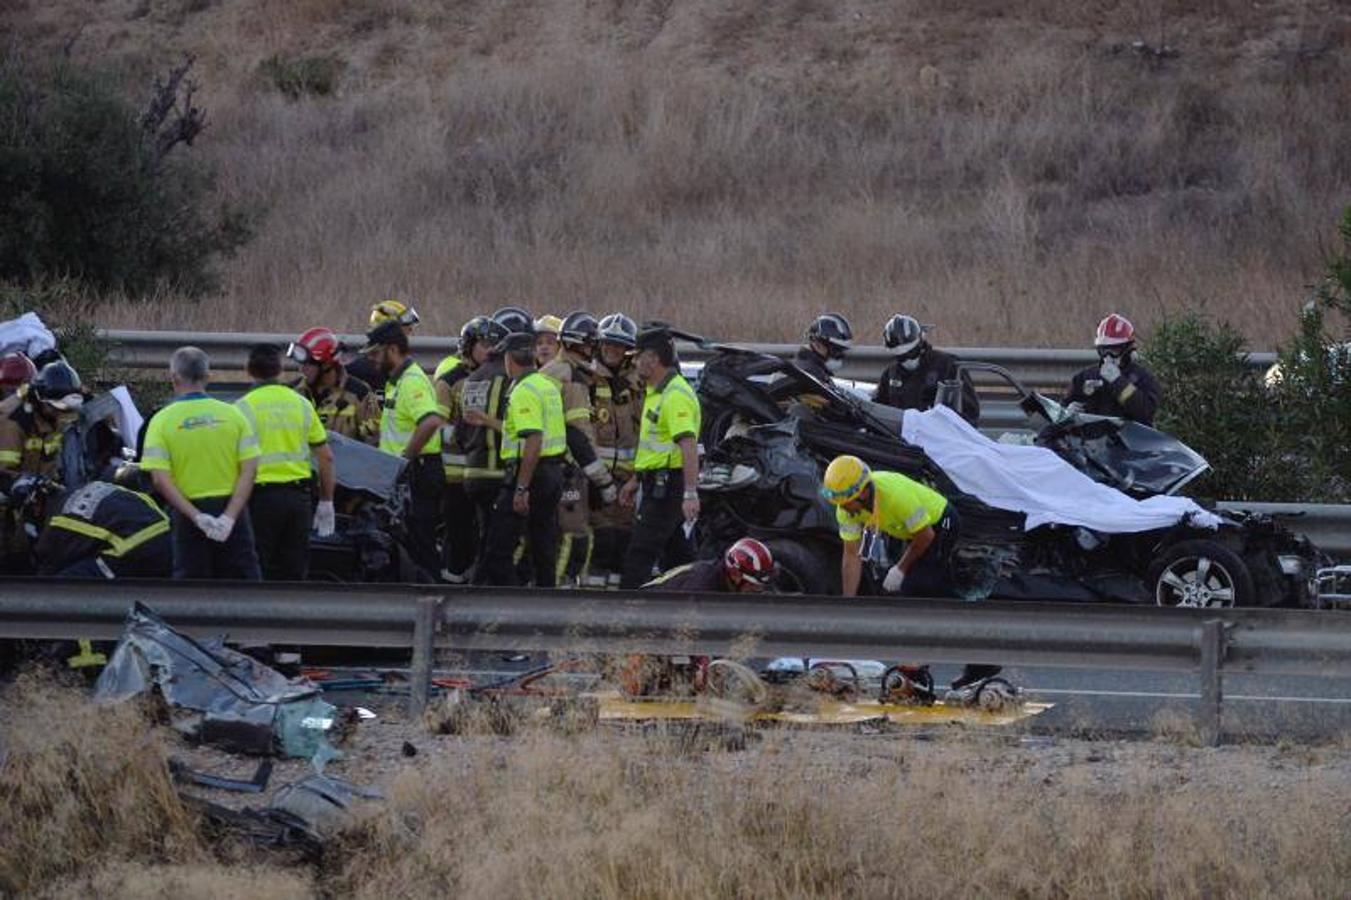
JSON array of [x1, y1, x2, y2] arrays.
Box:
[[821, 455, 871, 506], [534, 314, 563, 337], [370, 299, 420, 328]]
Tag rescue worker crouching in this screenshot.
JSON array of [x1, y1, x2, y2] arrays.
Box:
[[32, 478, 171, 579], [289, 327, 380, 443], [363, 320, 445, 581], [435, 315, 490, 583], [874, 314, 980, 427], [618, 325, 701, 589], [821, 454, 1000, 695], [237, 343, 336, 581], [480, 331, 567, 587], [643, 537, 776, 593], [1062, 313, 1161, 425], [140, 347, 262, 580]]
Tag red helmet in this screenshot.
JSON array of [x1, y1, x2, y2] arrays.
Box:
[[723, 538, 775, 591], [289, 327, 341, 365], [1094, 314, 1136, 348], [0, 353, 37, 387]]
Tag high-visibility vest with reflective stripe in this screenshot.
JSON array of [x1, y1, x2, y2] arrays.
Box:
[[46, 481, 169, 559], [235, 383, 327, 484], [501, 372, 567, 461], [433, 354, 461, 383], [461, 361, 508, 481], [380, 360, 442, 457], [635, 372, 700, 471], [140, 394, 260, 500], [836, 470, 948, 543]]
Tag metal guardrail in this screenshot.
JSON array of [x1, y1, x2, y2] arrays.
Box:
[[100, 329, 1279, 387], [2, 579, 1348, 744]]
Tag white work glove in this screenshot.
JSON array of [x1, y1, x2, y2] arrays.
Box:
[[882, 564, 906, 593], [193, 512, 217, 536], [313, 500, 336, 538], [1099, 355, 1122, 384], [599, 483, 618, 506], [1065, 401, 1085, 416], [206, 514, 236, 543]]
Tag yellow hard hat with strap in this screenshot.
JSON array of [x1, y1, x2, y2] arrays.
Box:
[[821, 455, 871, 506]]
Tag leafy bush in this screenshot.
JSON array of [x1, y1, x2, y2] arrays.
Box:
[[0, 54, 250, 299], [258, 54, 345, 99], [1150, 209, 1351, 503]]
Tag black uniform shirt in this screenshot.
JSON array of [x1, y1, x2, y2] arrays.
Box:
[[1062, 360, 1161, 425], [872, 348, 981, 426]]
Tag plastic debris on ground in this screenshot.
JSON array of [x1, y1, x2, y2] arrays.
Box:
[[94, 602, 347, 763]]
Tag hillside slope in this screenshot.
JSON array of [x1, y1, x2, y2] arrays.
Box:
[[5, 0, 1351, 345]]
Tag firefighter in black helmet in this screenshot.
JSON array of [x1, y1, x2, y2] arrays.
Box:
[[873, 315, 981, 426], [795, 313, 853, 385]]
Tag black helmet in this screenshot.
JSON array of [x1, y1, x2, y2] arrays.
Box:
[[882, 314, 925, 357], [806, 313, 853, 355], [475, 317, 511, 349], [491, 306, 534, 335], [597, 313, 638, 349], [30, 361, 83, 410], [560, 310, 598, 348], [459, 315, 490, 349]]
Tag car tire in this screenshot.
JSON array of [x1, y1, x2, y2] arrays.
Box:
[[1147, 539, 1256, 609], [764, 538, 839, 595]]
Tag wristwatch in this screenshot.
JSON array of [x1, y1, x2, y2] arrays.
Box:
[[515, 485, 530, 494], [682, 489, 699, 500]]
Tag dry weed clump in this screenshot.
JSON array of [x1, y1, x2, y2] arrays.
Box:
[[330, 729, 1351, 899], [0, 676, 205, 894]]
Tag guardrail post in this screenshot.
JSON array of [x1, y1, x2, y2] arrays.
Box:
[[1197, 619, 1225, 747], [408, 595, 441, 718]]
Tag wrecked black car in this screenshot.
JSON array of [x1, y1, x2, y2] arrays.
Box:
[[307, 432, 416, 583], [694, 347, 1327, 608]]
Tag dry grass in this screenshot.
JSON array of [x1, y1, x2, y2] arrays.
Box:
[[2, 673, 1351, 897], [6, 0, 1350, 345]]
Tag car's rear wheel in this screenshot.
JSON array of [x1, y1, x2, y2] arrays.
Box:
[[764, 538, 839, 595], [1148, 540, 1255, 608]]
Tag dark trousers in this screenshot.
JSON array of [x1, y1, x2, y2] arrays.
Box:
[[249, 482, 313, 581], [56, 535, 172, 579], [619, 469, 694, 589], [480, 460, 564, 587], [441, 481, 478, 577], [899, 506, 960, 599], [466, 478, 503, 578], [170, 497, 261, 581], [404, 455, 444, 580]]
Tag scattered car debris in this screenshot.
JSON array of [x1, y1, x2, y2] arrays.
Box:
[[94, 603, 347, 762], [170, 757, 274, 794]]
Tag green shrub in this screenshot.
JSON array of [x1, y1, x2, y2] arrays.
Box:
[[0, 54, 251, 299], [258, 54, 345, 99]]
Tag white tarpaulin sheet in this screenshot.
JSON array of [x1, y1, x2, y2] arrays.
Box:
[[901, 405, 1221, 533], [0, 312, 56, 359]]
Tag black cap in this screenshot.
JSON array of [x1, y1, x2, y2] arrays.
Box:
[[493, 330, 537, 356], [359, 319, 404, 353], [635, 323, 675, 353]]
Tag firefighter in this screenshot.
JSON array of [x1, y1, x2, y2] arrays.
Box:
[[141, 347, 261, 580], [288, 327, 380, 443], [820, 454, 1000, 694], [0, 360, 85, 486], [236, 343, 336, 581], [363, 319, 444, 580], [535, 314, 563, 368], [540, 311, 618, 584], [1062, 313, 1161, 425], [794, 313, 853, 385], [348, 299, 420, 395], [873, 315, 981, 426], [589, 312, 642, 576], [460, 313, 519, 581], [32, 479, 171, 579], [479, 331, 567, 586], [436, 315, 490, 582], [618, 324, 701, 589], [0, 353, 37, 400], [643, 537, 776, 593]]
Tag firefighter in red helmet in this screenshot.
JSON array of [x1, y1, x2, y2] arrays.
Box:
[[1061, 314, 1161, 425], [288, 327, 380, 443]]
